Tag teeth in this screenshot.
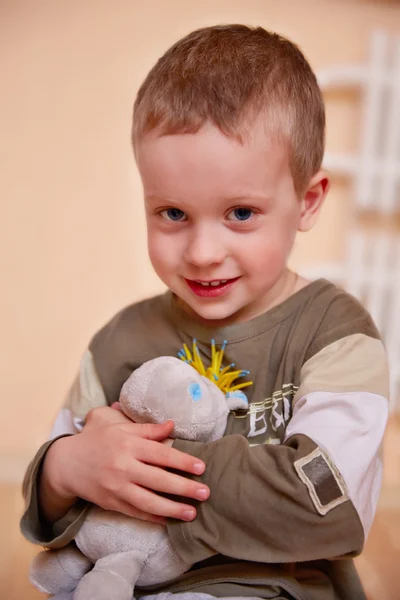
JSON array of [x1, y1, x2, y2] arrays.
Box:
[[196, 280, 228, 287]]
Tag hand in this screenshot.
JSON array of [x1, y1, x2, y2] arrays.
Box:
[[42, 407, 209, 525], [112, 401, 173, 445], [112, 401, 173, 446]]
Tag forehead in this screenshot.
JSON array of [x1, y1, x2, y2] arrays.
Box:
[[135, 122, 292, 202]]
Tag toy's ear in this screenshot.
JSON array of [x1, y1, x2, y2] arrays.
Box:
[[226, 391, 249, 411]]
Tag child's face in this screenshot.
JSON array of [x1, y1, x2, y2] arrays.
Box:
[[136, 122, 323, 324]]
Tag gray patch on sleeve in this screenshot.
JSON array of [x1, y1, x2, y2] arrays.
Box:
[[294, 447, 349, 515]]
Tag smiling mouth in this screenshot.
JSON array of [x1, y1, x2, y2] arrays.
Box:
[[184, 277, 240, 297], [195, 279, 229, 287]]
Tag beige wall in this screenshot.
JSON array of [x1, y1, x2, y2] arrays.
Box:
[[1, 0, 400, 479]]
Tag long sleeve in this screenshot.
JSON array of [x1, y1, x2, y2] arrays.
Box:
[[20, 349, 108, 548], [167, 333, 389, 566]]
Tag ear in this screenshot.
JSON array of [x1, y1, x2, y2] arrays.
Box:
[[298, 170, 329, 233], [226, 391, 249, 411]]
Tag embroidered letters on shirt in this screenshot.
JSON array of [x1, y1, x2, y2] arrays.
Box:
[[232, 383, 298, 440]]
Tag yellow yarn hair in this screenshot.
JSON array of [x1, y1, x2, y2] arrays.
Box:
[[178, 339, 253, 394]]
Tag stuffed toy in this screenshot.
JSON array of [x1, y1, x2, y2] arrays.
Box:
[[30, 340, 251, 600]]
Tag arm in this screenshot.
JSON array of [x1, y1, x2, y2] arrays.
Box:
[[20, 349, 105, 545], [20, 349, 210, 549], [167, 334, 389, 564]]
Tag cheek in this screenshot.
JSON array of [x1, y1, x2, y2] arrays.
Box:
[[147, 229, 183, 272], [241, 228, 294, 274], [148, 234, 167, 268]]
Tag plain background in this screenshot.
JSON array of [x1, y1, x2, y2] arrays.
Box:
[[1, 0, 400, 480]]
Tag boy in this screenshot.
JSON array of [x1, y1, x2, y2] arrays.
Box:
[[21, 25, 389, 600]]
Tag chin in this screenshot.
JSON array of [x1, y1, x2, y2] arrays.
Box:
[[173, 281, 247, 323], [188, 301, 240, 323]]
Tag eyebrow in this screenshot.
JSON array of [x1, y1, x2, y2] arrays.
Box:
[[222, 195, 272, 204], [144, 195, 176, 204], [145, 194, 272, 204]]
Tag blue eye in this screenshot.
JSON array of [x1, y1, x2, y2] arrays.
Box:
[[227, 208, 254, 222], [160, 208, 187, 222]]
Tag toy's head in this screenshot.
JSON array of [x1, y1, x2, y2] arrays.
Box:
[[119, 356, 249, 443]]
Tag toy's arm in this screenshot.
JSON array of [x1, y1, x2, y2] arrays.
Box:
[[20, 349, 108, 549], [167, 334, 389, 565]]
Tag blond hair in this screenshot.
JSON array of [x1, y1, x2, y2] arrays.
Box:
[[132, 24, 325, 195]]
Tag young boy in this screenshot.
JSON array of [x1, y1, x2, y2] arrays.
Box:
[[21, 25, 389, 600]]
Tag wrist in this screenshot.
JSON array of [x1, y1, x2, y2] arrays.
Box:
[[43, 436, 78, 501], [38, 436, 78, 524]]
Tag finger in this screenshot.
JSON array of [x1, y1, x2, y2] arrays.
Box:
[[125, 484, 197, 521], [85, 406, 131, 427], [134, 437, 205, 475], [133, 461, 209, 501], [112, 402, 136, 422], [125, 421, 175, 442], [112, 500, 167, 525]]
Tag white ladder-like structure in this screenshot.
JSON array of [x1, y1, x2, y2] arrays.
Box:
[[305, 31, 400, 410]]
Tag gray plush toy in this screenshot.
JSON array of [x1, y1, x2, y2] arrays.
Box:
[[30, 342, 251, 600]]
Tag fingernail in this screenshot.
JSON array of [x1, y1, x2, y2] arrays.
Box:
[[196, 488, 209, 500], [183, 509, 196, 521], [193, 462, 205, 474]]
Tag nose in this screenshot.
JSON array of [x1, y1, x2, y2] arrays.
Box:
[[184, 224, 226, 268]]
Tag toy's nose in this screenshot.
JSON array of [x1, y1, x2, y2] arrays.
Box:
[[189, 382, 202, 401]]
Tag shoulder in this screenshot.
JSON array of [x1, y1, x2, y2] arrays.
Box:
[[86, 292, 183, 402], [89, 293, 168, 352], [300, 279, 381, 361], [296, 280, 389, 399]]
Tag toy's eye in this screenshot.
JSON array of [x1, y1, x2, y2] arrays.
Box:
[[189, 382, 202, 401]]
